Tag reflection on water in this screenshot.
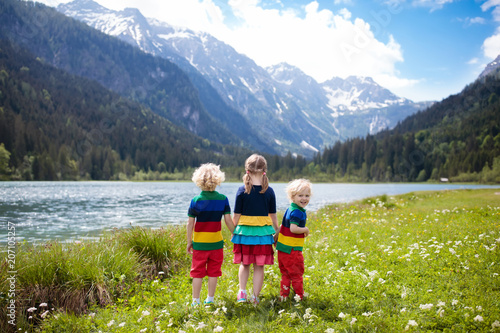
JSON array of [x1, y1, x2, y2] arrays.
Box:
[[1, 181, 498, 244]]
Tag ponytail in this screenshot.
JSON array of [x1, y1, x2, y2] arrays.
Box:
[[260, 173, 269, 194], [243, 172, 252, 194]]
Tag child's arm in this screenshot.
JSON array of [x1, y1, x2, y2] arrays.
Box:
[[290, 224, 310, 237], [186, 216, 195, 254], [232, 213, 241, 227], [223, 213, 235, 234], [269, 213, 279, 233]]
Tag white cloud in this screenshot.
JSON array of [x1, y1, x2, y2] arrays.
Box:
[[213, 1, 405, 85], [482, 1, 500, 59], [482, 28, 500, 59], [482, 0, 500, 22], [467, 57, 480, 65], [411, 0, 454, 12]]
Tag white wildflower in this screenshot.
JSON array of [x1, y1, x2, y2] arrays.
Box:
[[474, 315, 484, 322], [492, 320, 500, 328], [107, 320, 115, 327], [213, 326, 224, 332], [197, 322, 207, 330], [405, 319, 418, 331], [350, 317, 357, 325], [476, 306, 483, 311], [142, 310, 151, 316], [338, 312, 347, 319], [437, 301, 445, 307], [419, 304, 433, 310], [40, 310, 49, 319], [39, 303, 48, 307], [294, 294, 301, 302], [27, 307, 37, 313], [139, 328, 147, 333], [325, 329, 335, 333], [408, 320, 418, 327], [452, 300, 459, 306], [118, 322, 126, 327]]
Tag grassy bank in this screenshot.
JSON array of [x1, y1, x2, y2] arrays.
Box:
[[1, 189, 499, 332]]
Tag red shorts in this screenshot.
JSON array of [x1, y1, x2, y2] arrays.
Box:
[[190, 249, 224, 278]]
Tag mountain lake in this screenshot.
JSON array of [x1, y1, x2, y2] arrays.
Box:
[[1, 181, 499, 245]]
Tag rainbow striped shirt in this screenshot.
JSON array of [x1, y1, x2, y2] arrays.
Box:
[[188, 191, 231, 251], [276, 203, 307, 254]]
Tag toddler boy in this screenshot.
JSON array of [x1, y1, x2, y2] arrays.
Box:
[[276, 178, 312, 301]]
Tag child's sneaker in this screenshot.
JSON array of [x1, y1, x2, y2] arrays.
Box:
[[249, 295, 260, 305], [191, 300, 200, 307], [236, 290, 247, 303], [204, 300, 214, 305]]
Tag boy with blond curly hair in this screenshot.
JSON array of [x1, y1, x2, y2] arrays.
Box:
[[276, 178, 312, 301], [187, 163, 234, 306]]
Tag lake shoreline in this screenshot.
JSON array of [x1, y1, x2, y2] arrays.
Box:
[[2, 182, 500, 245]]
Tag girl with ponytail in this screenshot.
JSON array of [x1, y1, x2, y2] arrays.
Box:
[[231, 154, 279, 304]]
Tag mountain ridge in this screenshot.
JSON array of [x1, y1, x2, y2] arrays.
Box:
[[56, 0, 433, 157]]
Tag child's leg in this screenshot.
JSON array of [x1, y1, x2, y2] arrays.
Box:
[[278, 251, 291, 297], [252, 264, 264, 297], [289, 251, 305, 298], [204, 249, 223, 303], [207, 276, 218, 297], [238, 264, 250, 290], [192, 278, 203, 299]]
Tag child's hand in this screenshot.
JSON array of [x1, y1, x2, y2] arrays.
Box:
[[186, 241, 193, 255], [303, 227, 310, 237]]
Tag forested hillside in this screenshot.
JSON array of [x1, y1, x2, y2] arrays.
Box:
[[0, 0, 253, 150], [0, 40, 250, 180], [309, 71, 500, 183]]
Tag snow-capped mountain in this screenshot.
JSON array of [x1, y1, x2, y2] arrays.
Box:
[[479, 54, 500, 79], [57, 0, 432, 157]]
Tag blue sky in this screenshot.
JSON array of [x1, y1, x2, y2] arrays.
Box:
[[38, 0, 500, 102]]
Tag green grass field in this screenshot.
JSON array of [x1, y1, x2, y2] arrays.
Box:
[[2, 188, 499, 332]]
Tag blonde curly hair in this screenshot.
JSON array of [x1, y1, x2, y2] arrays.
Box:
[[285, 179, 312, 202], [192, 163, 225, 191]]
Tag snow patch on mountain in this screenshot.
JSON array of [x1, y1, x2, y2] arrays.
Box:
[[300, 141, 319, 153]]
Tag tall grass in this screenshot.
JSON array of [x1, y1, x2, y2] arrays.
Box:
[[112, 226, 189, 277], [0, 225, 188, 332]]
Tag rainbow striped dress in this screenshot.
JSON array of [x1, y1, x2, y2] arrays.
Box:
[[231, 185, 276, 265]]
